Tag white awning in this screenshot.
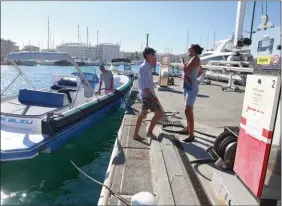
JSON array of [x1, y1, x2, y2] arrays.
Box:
[[7, 52, 74, 62]]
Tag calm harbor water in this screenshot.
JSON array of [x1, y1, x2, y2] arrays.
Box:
[[0, 65, 138, 205]]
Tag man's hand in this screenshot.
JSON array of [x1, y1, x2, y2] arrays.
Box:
[[180, 56, 185, 63]]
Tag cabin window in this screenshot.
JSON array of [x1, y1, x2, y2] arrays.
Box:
[[202, 56, 224, 63]]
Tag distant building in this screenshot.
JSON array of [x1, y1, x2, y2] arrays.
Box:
[[175, 53, 190, 62], [22, 45, 40, 52], [1, 39, 19, 58], [96, 43, 120, 62], [119, 51, 142, 61], [56, 43, 97, 60]]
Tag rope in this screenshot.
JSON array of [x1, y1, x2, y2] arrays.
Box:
[[70, 161, 130, 206]]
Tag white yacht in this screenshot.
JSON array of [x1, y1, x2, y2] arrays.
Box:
[[200, 37, 251, 64]]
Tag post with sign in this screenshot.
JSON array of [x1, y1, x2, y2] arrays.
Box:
[[233, 24, 281, 206]]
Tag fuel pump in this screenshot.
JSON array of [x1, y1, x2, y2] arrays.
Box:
[[233, 16, 281, 206], [158, 56, 170, 90]]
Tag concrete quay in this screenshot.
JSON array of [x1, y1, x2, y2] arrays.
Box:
[[98, 77, 262, 205]]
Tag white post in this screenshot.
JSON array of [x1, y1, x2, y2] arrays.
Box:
[[234, 1, 246, 47]]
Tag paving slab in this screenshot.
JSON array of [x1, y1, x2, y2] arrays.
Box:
[[120, 125, 150, 149], [150, 138, 175, 205]]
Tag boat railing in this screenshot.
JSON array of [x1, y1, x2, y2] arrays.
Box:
[[4, 52, 98, 107], [203, 60, 253, 73]]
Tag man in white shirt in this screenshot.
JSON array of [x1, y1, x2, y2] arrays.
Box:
[[133, 47, 163, 140], [98, 66, 114, 94]]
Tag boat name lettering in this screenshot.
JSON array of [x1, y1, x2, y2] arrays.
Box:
[[1, 116, 33, 124]]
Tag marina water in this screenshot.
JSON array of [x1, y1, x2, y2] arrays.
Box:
[[0, 65, 137, 205]]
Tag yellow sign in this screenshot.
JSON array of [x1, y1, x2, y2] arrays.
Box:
[[257, 56, 271, 65]]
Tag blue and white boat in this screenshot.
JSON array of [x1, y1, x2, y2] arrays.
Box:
[[110, 58, 134, 76], [1, 52, 133, 162]]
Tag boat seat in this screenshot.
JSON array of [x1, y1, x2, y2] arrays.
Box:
[[18, 89, 69, 107]]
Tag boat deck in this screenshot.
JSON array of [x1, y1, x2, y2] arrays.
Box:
[[1, 97, 61, 116], [99, 77, 265, 205]]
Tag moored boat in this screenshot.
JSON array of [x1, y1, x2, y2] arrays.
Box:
[[110, 58, 134, 76], [1, 51, 133, 162]]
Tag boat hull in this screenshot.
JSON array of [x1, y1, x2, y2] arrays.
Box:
[[44, 96, 124, 153]]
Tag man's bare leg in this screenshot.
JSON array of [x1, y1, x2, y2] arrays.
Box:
[[133, 109, 148, 140], [146, 108, 163, 138]]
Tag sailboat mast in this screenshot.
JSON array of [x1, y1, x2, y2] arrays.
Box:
[[184, 30, 189, 54], [78, 25, 80, 45], [206, 32, 209, 50], [213, 31, 216, 49], [87, 27, 89, 47], [86, 27, 89, 59], [47, 16, 50, 50], [97, 30, 99, 46]]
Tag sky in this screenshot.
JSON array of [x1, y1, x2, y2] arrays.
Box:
[[1, 1, 281, 54]]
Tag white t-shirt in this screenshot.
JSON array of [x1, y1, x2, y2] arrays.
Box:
[[100, 70, 114, 89]]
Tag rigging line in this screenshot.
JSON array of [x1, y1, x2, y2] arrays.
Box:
[[265, 1, 267, 15]]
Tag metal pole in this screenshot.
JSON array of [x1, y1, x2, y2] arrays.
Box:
[[10, 60, 36, 90], [146, 34, 149, 47], [250, 1, 256, 40]]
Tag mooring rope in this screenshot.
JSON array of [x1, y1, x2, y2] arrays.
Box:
[[70, 161, 131, 206]]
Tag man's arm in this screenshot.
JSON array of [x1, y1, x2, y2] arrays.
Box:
[[98, 75, 102, 91], [110, 77, 114, 90]]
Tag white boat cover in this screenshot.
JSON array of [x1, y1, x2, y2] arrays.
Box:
[[7, 52, 74, 62]]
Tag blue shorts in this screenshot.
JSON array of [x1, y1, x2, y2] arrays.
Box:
[[184, 89, 198, 107]]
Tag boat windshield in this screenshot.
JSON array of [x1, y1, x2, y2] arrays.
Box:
[[71, 72, 99, 83], [124, 65, 131, 71]]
